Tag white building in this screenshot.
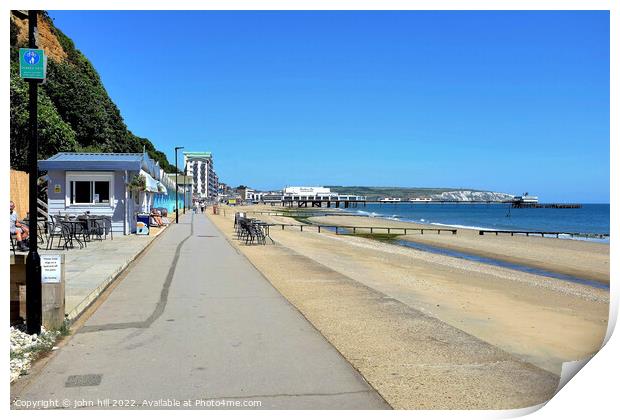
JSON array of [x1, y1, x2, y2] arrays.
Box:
[[283, 186, 338, 201], [282, 187, 365, 202], [183, 151, 218, 200]]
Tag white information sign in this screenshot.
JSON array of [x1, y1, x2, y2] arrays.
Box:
[[41, 255, 62, 284]]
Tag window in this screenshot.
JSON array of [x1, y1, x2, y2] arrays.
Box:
[[70, 180, 110, 204], [73, 181, 92, 204], [94, 181, 110, 203], [66, 172, 114, 206]]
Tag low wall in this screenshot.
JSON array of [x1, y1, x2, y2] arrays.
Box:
[[10, 254, 66, 330]]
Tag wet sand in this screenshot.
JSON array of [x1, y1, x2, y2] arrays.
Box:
[[209, 205, 609, 409], [307, 214, 610, 285]]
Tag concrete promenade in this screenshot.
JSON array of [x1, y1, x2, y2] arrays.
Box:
[[39, 232, 160, 320], [12, 213, 388, 409]]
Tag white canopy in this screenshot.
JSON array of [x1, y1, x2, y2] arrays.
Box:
[[140, 170, 160, 193]]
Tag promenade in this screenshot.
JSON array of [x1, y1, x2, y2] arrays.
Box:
[[39, 232, 161, 320], [12, 213, 388, 409]]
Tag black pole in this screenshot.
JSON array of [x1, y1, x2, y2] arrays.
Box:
[[183, 164, 187, 214], [175, 150, 179, 224], [26, 10, 42, 335]]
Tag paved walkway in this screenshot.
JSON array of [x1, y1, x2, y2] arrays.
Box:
[[38, 229, 161, 319], [12, 213, 388, 409]]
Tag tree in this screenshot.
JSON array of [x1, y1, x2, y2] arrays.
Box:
[[10, 62, 78, 172], [9, 12, 176, 174]]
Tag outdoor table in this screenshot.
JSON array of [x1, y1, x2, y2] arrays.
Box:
[[61, 220, 87, 249], [78, 216, 105, 242]]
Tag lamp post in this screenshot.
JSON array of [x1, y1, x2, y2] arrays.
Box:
[[174, 146, 184, 223], [26, 10, 42, 335], [183, 164, 187, 215]]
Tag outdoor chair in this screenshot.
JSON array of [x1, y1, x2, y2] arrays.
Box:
[[36, 220, 47, 244], [72, 219, 89, 248], [248, 222, 266, 245], [234, 212, 248, 234], [237, 218, 251, 241], [46, 216, 71, 250], [253, 221, 274, 244], [78, 216, 104, 242], [101, 216, 113, 240], [236, 217, 267, 245], [234, 213, 241, 233]]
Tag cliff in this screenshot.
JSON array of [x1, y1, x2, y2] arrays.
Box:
[[9, 11, 175, 173], [327, 186, 514, 201]]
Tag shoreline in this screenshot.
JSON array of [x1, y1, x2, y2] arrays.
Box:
[[342, 208, 609, 241], [296, 211, 610, 285]]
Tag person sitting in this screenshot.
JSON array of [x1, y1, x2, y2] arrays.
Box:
[[149, 208, 164, 227], [10, 201, 29, 251]]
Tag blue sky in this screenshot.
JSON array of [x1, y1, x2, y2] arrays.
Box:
[[48, 11, 609, 202]]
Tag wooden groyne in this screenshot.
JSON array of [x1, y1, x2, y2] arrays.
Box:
[[479, 230, 608, 239], [269, 223, 457, 235]]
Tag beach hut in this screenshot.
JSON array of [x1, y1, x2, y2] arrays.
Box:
[[38, 152, 170, 234], [154, 171, 186, 214]]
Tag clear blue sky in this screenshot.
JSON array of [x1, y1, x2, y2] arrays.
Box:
[[48, 11, 609, 202]]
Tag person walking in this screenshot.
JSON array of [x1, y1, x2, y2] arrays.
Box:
[[200, 202, 205, 213]]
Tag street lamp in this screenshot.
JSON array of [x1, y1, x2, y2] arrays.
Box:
[[183, 163, 187, 215], [174, 146, 184, 223], [26, 10, 42, 335]]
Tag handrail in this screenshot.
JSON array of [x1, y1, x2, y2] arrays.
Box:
[[37, 198, 49, 219]]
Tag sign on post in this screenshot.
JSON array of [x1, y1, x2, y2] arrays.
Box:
[[41, 255, 62, 284], [19, 48, 47, 80]]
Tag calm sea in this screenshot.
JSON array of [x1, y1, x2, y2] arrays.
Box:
[[347, 203, 610, 239]]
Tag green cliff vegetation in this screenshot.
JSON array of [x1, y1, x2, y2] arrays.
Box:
[[9, 12, 175, 173]]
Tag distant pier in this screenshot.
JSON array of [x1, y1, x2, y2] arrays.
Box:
[[278, 199, 582, 209], [510, 203, 582, 209]]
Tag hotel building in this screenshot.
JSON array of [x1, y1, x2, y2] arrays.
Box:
[[183, 151, 218, 200]]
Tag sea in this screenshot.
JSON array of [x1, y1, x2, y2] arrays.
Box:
[[345, 203, 610, 242]]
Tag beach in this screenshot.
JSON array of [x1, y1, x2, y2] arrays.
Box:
[[208, 205, 609, 409], [309, 214, 610, 285]]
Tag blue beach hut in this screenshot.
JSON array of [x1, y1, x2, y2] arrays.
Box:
[[38, 152, 172, 234]]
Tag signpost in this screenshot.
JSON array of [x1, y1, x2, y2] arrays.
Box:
[[41, 255, 62, 284], [19, 48, 47, 80], [23, 10, 43, 335]]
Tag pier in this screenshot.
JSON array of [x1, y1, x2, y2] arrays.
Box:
[[280, 199, 582, 209], [510, 203, 582, 209], [282, 199, 510, 208]]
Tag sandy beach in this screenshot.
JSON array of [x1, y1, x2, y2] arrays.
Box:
[[208, 205, 609, 409], [307, 213, 610, 285]]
